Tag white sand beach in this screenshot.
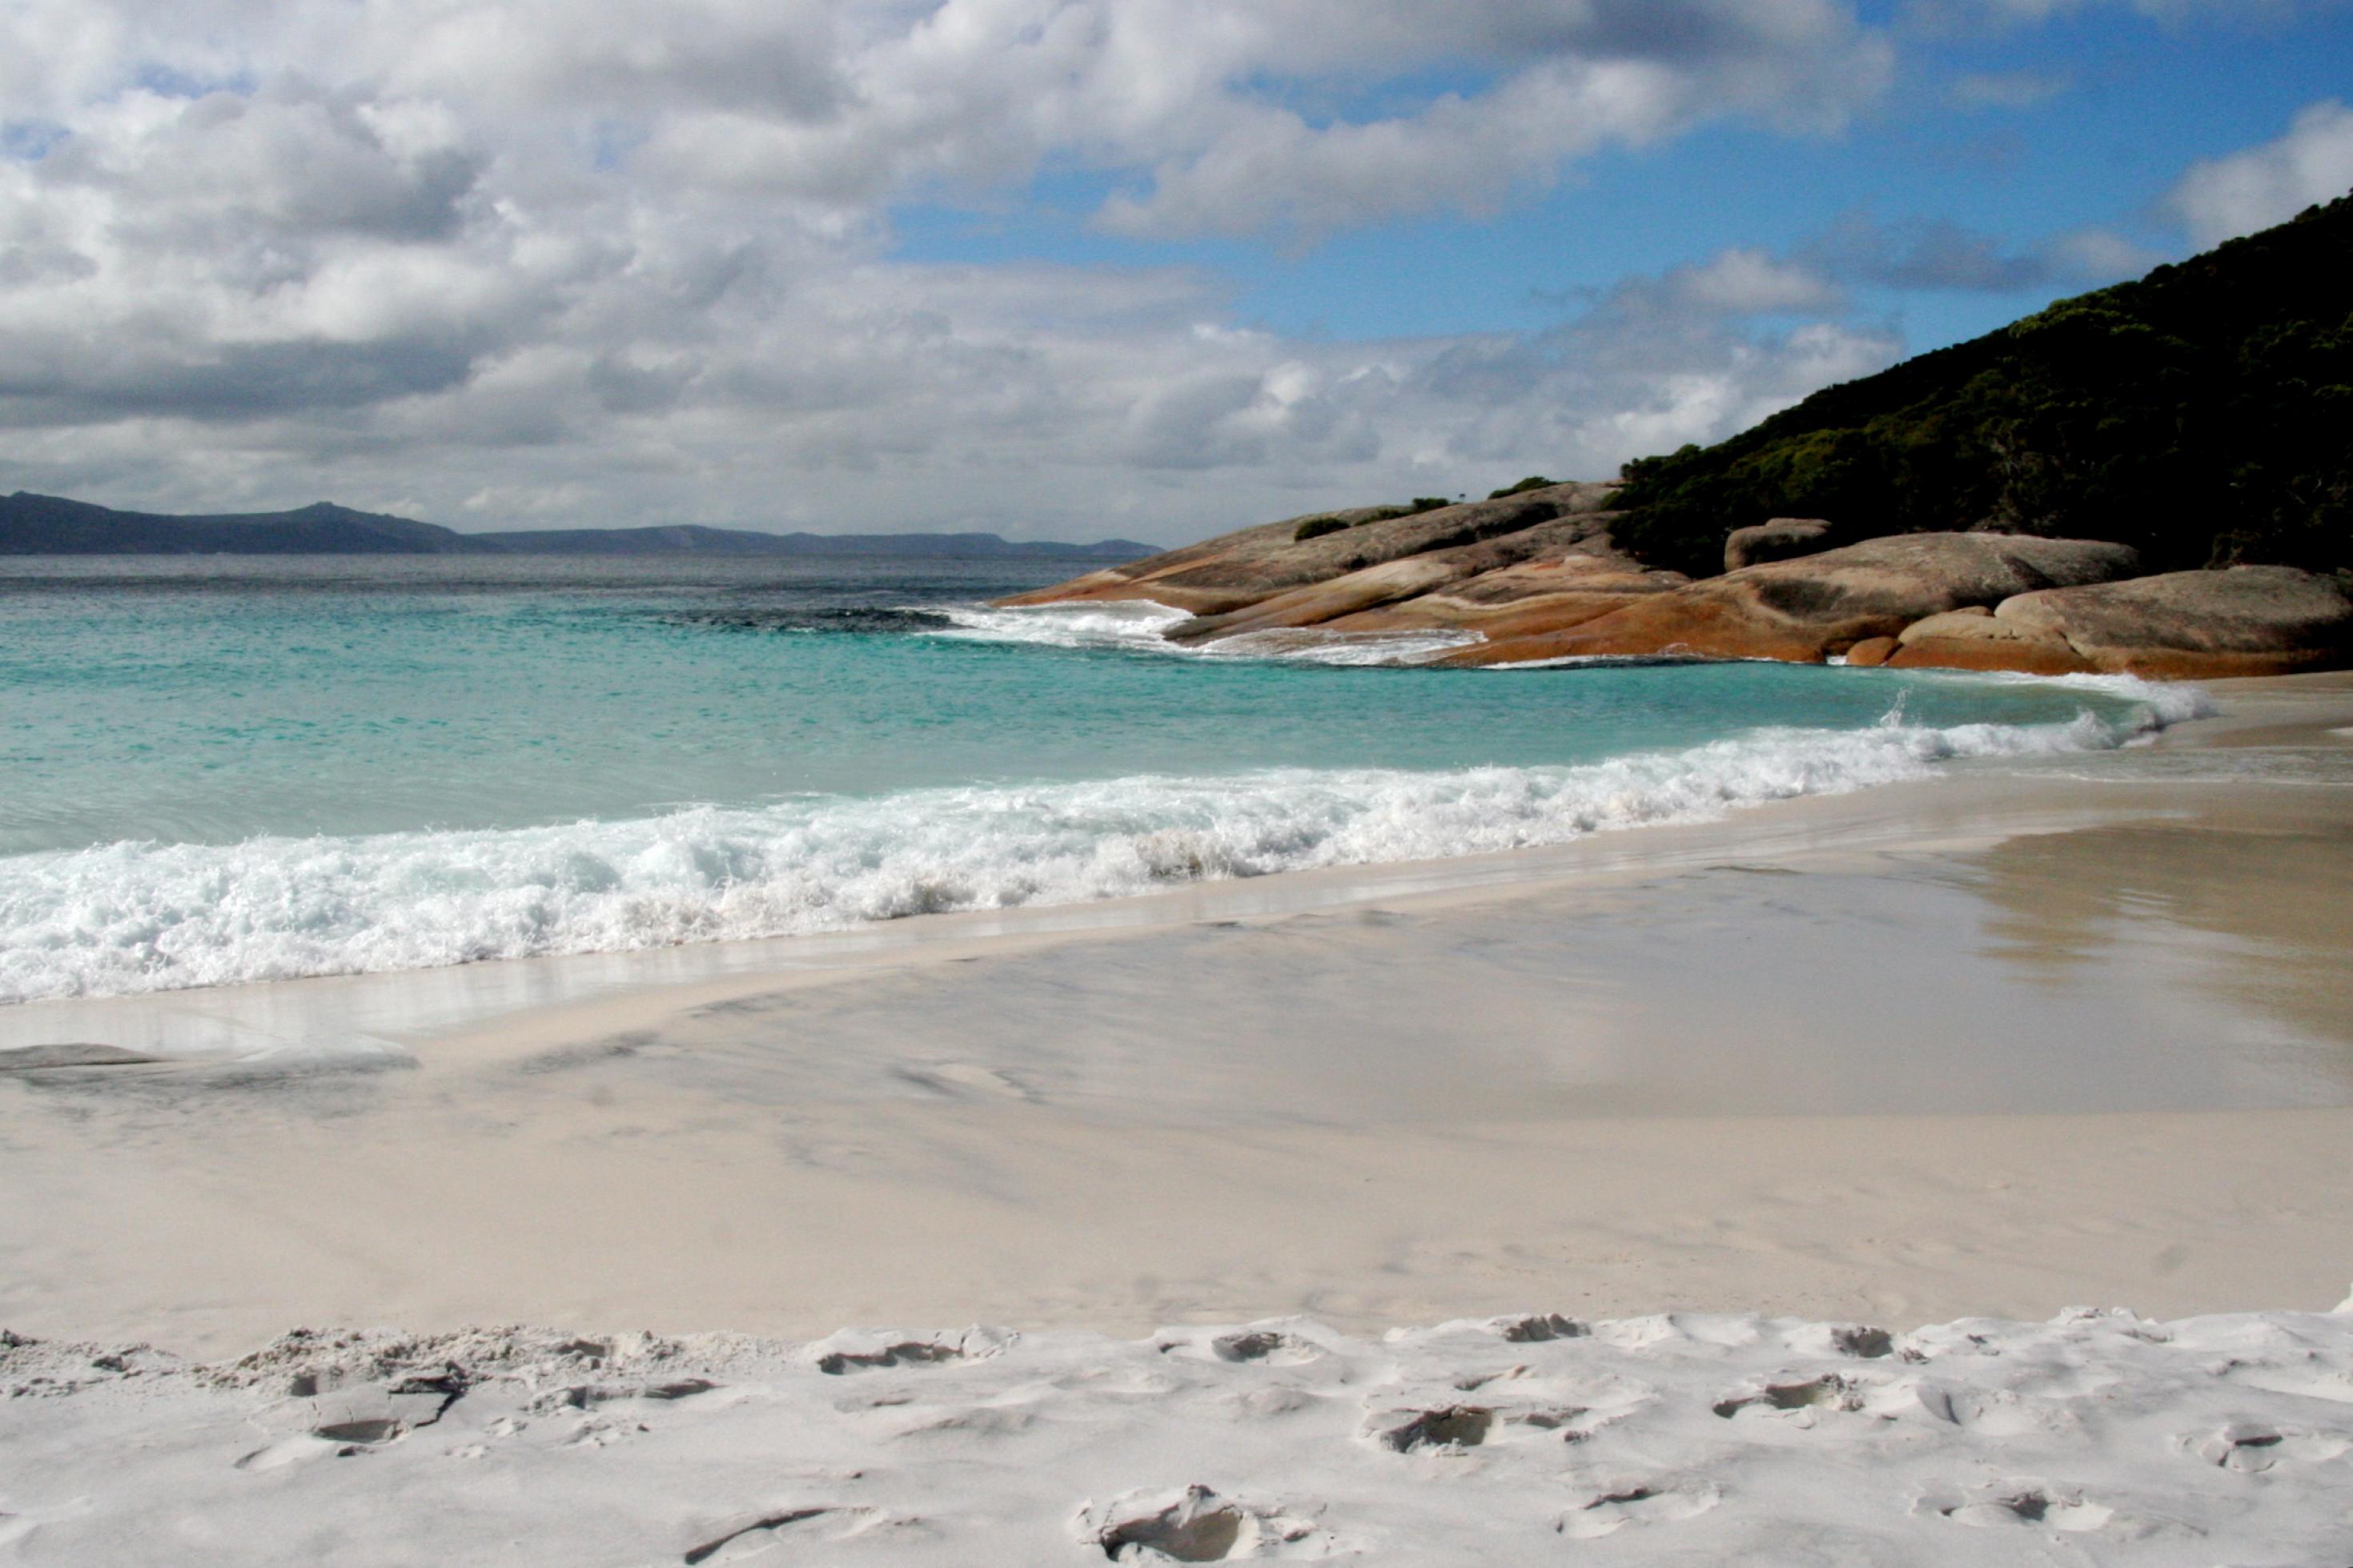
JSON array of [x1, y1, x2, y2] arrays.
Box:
[[5, 672, 2352, 1562]]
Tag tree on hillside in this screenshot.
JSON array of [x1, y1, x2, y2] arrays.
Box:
[[1609, 191, 2353, 577]]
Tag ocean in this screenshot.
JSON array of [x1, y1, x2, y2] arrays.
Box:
[[0, 555, 2204, 1005]]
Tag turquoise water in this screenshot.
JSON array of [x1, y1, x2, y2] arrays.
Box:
[[0, 556, 2190, 1002]]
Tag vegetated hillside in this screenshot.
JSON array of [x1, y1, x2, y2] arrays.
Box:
[[1610, 190, 2353, 578], [0, 494, 472, 553]]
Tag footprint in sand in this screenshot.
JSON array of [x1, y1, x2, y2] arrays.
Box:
[[1444, 1365, 1654, 1440], [1373, 1406, 1494, 1453], [1555, 1477, 1721, 1539], [1078, 1485, 1334, 1562], [2189, 1422, 2351, 1473], [681, 1506, 874, 1563], [811, 1326, 1011, 1375], [817, 1341, 964, 1375], [1829, 1325, 1895, 1359], [532, 1377, 721, 1412], [1367, 1401, 1592, 1454], [1208, 1331, 1321, 1366], [1711, 1374, 1869, 1422], [1921, 1480, 2112, 1532], [1150, 1328, 1324, 1367], [1488, 1313, 1587, 1344]]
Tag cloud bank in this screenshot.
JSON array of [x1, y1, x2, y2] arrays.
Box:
[[0, 1, 2322, 539]]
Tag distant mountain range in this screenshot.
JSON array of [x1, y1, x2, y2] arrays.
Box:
[[0, 492, 1154, 561]]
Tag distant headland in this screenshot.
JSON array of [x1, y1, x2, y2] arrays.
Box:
[[0, 491, 1153, 562]]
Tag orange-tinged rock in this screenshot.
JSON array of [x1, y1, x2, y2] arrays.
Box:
[[1447, 533, 2140, 668], [1319, 551, 1688, 639], [996, 483, 1621, 616], [1843, 636, 1898, 668]]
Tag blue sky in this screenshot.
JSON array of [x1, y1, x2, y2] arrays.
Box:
[[891, 4, 2353, 350], [2, 0, 2350, 539]]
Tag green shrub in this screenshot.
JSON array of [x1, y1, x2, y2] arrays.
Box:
[[1487, 476, 1556, 499], [1295, 496, 1454, 541], [1609, 193, 2353, 577]]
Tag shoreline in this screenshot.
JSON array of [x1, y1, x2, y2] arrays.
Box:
[[0, 656, 2205, 1017], [1, 675, 2349, 1361], [4, 672, 2352, 1564], [0, 666, 2287, 1066]]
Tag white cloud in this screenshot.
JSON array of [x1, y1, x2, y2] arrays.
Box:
[[1665, 249, 1844, 314], [0, 0, 1914, 539], [2040, 226, 2166, 282], [2169, 99, 2353, 247]]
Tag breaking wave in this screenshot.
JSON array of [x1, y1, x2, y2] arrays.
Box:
[[0, 700, 2178, 1004], [927, 601, 1479, 664]]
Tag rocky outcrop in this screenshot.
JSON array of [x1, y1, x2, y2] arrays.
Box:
[[1886, 565, 2353, 678], [996, 482, 1622, 616], [1159, 513, 1682, 644], [1724, 518, 1837, 572], [1003, 490, 2349, 679], [1446, 533, 2142, 667], [1323, 551, 1691, 640]]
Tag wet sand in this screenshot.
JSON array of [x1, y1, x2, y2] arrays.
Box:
[[2, 675, 2351, 1358]]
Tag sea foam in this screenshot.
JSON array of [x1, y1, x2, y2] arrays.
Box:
[[0, 702, 2169, 1004], [930, 601, 1480, 664]]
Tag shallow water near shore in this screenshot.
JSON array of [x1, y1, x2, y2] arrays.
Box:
[[1, 555, 2203, 1005]]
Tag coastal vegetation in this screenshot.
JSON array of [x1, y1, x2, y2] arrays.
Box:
[[1294, 497, 1453, 541], [1610, 190, 2353, 579]]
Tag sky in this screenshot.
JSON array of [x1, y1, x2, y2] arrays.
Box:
[[2, 0, 2351, 543]]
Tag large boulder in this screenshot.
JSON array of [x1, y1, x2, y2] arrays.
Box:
[[1889, 564, 2353, 678], [1448, 532, 2142, 667], [1162, 555, 1470, 643], [1325, 549, 1689, 639], [1725, 517, 1837, 572], [1161, 514, 1676, 644], [1882, 605, 2099, 676], [995, 482, 1622, 616]]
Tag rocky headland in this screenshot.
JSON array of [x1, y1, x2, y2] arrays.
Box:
[[999, 487, 2353, 678], [1005, 190, 2353, 678]]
